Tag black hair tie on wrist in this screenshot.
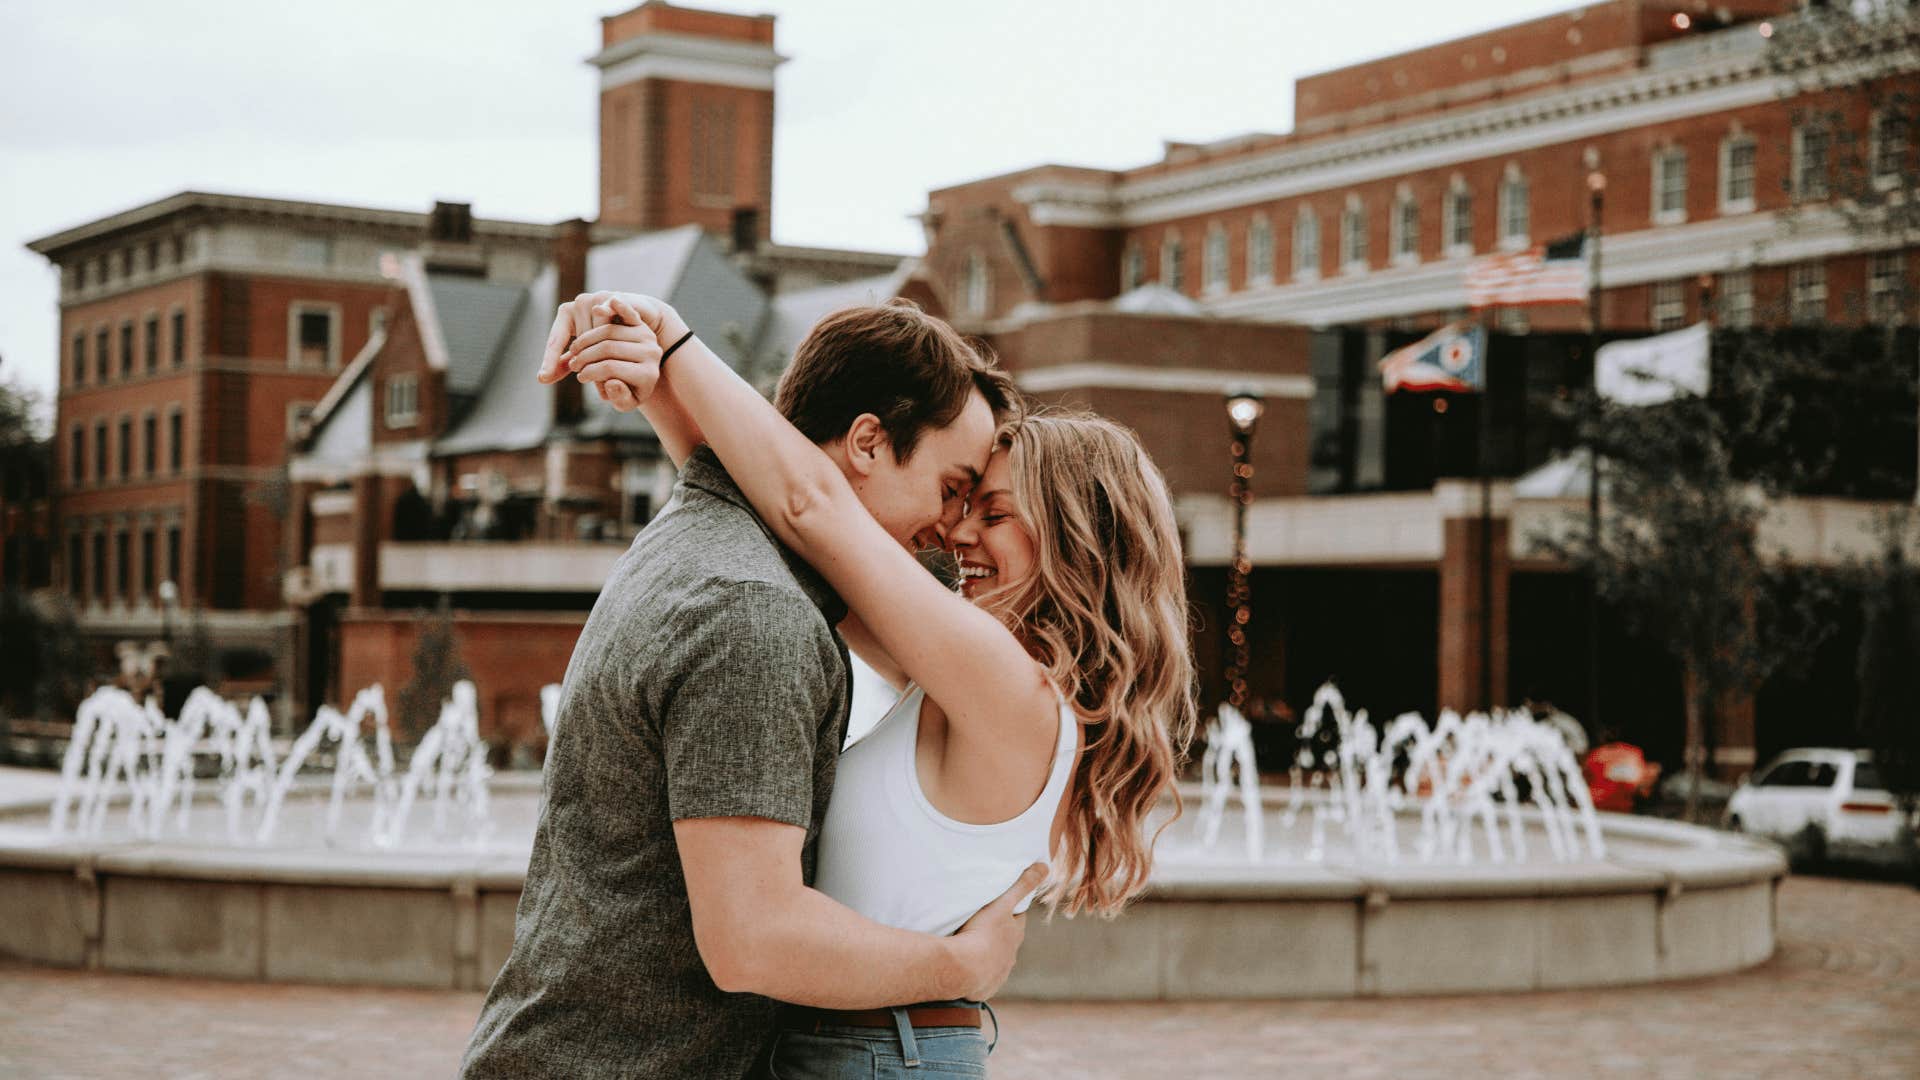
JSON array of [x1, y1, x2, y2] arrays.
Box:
[[661, 328, 696, 366]]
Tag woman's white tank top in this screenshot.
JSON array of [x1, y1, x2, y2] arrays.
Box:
[[812, 681, 1078, 937]]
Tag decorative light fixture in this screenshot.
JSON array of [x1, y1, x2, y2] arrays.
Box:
[[1222, 391, 1265, 710]]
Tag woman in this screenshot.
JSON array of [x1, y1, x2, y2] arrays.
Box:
[[565, 296, 1195, 1077]]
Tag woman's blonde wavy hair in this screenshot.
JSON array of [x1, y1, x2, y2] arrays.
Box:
[[974, 409, 1197, 918]]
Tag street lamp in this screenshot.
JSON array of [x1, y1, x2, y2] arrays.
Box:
[[1584, 163, 1607, 733], [158, 579, 178, 647], [1223, 391, 1265, 711]]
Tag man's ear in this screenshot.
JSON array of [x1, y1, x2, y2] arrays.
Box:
[[843, 413, 893, 478]]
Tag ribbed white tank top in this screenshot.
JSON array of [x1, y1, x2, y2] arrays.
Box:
[[813, 682, 1078, 936]]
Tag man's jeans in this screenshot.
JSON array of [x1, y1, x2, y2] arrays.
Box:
[[767, 1002, 996, 1078]]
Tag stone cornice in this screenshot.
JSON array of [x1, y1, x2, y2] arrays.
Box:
[[1015, 20, 1920, 231], [27, 192, 556, 260]]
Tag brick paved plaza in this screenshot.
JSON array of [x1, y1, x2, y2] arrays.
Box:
[[2, 874, 1914, 1079]]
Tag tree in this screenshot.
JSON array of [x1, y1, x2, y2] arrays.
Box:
[[1767, 2, 1920, 481], [395, 601, 469, 739], [1544, 334, 1837, 820], [1852, 509, 1920, 866]]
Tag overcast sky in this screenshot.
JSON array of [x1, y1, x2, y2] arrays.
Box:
[[0, 0, 1580, 421]]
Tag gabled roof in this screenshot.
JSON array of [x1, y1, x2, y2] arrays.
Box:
[[429, 277, 531, 398], [435, 271, 567, 456]]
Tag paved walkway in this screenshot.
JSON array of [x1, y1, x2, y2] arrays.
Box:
[[2, 874, 1915, 1079]]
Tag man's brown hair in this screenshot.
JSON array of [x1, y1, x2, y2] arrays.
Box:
[[773, 300, 1019, 462]]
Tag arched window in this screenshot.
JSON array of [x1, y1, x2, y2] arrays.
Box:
[[1443, 174, 1473, 256], [1390, 185, 1419, 264], [1203, 222, 1229, 293], [1499, 164, 1530, 248], [1161, 229, 1186, 293], [1247, 214, 1273, 284], [963, 250, 990, 316], [1293, 208, 1321, 280], [1121, 241, 1145, 291], [1340, 195, 1368, 272]]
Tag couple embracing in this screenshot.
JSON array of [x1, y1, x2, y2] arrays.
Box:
[[461, 293, 1196, 1078]]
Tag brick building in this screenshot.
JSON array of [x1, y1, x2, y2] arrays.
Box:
[[23, 1, 1917, 774], [907, 0, 1919, 774], [23, 195, 556, 698]]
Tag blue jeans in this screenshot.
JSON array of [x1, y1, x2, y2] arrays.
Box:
[[767, 1002, 996, 1079]]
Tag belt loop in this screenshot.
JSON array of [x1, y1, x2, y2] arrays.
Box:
[[981, 1000, 1000, 1054], [890, 1006, 920, 1068]]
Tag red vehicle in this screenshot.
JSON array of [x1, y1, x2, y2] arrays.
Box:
[[1584, 742, 1663, 813]]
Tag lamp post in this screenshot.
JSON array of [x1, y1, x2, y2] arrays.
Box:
[[158, 579, 178, 647], [1223, 392, 1265, 711], [1585, 164, 1607, 733]]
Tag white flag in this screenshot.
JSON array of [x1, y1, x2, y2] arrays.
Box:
[[1596, 322, 1710, 406]]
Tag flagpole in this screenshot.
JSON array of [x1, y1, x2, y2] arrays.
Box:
[[1479, 310, 1495, 712], [1585, 168, 1607, 735]]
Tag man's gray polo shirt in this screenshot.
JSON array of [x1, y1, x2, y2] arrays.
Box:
[[462, 447, 851, 1079]]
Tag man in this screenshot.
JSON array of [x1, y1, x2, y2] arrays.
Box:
[[461, 296, 1037, 1078]]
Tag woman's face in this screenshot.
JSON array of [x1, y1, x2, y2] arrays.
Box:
[[945, 450, 1036, 602]]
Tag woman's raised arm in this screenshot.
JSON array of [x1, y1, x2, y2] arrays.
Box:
[[561, 296, 1056, 768]]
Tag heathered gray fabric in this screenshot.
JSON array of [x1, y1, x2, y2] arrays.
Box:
[[461, 447, 850, 1080]]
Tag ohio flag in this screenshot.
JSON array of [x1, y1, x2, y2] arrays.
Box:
[[1379, 322, 1486, 393]]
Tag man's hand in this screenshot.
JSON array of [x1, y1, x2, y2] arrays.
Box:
[[535, 291, 688, 412], [947, 862, 1049, 1001]]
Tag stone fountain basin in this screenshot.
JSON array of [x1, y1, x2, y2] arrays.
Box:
[[0, 777, 1785, 999]]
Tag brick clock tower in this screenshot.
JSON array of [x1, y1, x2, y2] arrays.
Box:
[[591, 2, 783, 242]]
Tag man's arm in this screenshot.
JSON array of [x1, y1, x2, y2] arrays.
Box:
[[676, 816, 1042, 1006], [656, 583, 1038, 1007]]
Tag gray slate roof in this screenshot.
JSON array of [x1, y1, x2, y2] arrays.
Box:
[[428, 276, 530, 398]]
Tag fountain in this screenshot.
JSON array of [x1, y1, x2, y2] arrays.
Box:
[[0, 680, 1785, 997]]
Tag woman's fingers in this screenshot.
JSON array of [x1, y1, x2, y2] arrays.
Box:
[[602, 378, 639, 412], [565, 329, 661, 373], [537, 305, 578, 384]]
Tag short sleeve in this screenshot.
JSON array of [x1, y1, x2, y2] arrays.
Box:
[[655, 581, 836, 826]]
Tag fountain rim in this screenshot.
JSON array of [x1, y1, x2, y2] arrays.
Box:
[[1, 776, 1784, 901]]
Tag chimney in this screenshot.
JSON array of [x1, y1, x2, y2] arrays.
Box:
[[730, 207, 760, 255], [551, 218, 593, 427], [422, 200, 484, 276]]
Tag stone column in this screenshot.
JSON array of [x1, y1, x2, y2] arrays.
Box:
[[1436, 479, 1513, 714]]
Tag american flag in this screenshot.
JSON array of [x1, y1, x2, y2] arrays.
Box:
[[1465, 232, 1589, 308]]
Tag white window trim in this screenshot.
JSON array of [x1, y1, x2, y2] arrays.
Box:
[[1789, 262, 1828, 324], [1651, 147, 1688, 226], [1390, 187, 1420, 267], [1246, 214, 1274, 286], [1498, 169, 1530, 252], [1791, 126, 1828, 202], [287, 301, 344, 371], [1718, 134, 1757, 215], [1650, 280, 1688, 331], [1868, 252, 1906, 325], [1340, 196, 1368, 276], [1161, 229, 1185, 291], [385, 374, 420, 429], [1870, 110, 1905, 192], [1121, 242, 1144, 292], [1293, 210, 1321, 282], [1720, 269, 1755, 329], [1443, 177, 1474, 259], [1202, 222, 1230, 295], [963, 250, 991, 317]]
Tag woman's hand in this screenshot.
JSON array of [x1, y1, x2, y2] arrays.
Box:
[[536, 292, 688, 412], [563, 301, 668, 412]]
